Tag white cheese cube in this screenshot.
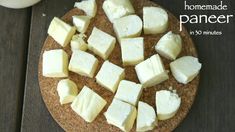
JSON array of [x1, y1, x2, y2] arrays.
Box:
[[156, 90, 181, 120], [170, 56, 202, 84], [102, 0, 135, 23], [136, 101, 157, 131], [104, 98, 137, 132], [72, 15, 91, 33], [155, 31, 182, 60], [57, 79, 78, 104], [42, 49, 68, 77], [71, 86, 107, 122], [135, 54, 169, 88], [88, 27, 116, 59], [96, 61, 125, 93], [68, 50, 98, 78], [70, 34, 88, 51], [48, 17, 76, 47], [74, 0, 97, 17], [115, 80, 143, 106], [120, 37, 144, 66], [113, 15, 142, 42], [143, 7, 168, 34]]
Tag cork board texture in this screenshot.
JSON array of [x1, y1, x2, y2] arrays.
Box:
[[38, 0, 199, 131]]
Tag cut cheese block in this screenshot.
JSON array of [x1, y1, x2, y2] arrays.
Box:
[[68, 50, 98, 78], [42, 49, 68, 77], [135, 54, 169, 88], [115, 80, 143, 106], [57, 79, 78, 105], [120, 37, 144, 66], [155, 31, 182, 60], [96, 61, 125, 93], [72, 15, 91, 33], [88, 27, 116, 60], [102, 0, 135, 23], [104, 98, 137, 132], [170, 56, 202, 84], [113, 15, 142, 42], [74, 0, 97, 17], [70, 34, 88, 51], [156, 90, 181, 120], [71, 86, 107, 122], [48, 17, 76, 47], [136, 101, 157, 131], [143, 7, 168, 34]]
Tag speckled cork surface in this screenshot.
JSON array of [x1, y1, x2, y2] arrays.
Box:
[[38, 0, 199, 131]]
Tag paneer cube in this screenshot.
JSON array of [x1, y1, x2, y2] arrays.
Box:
[[72, 15, 91, 33], [155, 31, 182, 60], [135, 54, 169, 88], [120, 37, 144, 66], [42, 49, 68, 77], [115, 80, 143, 106], [156, 90, 181, 120], [70, 34, 88, 51], [57, 79, 78, 104], [104, 98, 137, 132], [170, 56, 202, 84], [143, 7, 168, 34], [113, 15, 142, 42], [102, 0, 135, 23], [48, 17, 76, 47], [96, 61, 125, 93], [74, 0, 97, 17], [136, 101, 157, 131], [88, 27, 116, 59], [71, 86, 107, 122], [68, 50, 98, 78]]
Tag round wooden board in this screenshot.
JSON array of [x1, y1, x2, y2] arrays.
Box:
[[38, 0, 199, 131]]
